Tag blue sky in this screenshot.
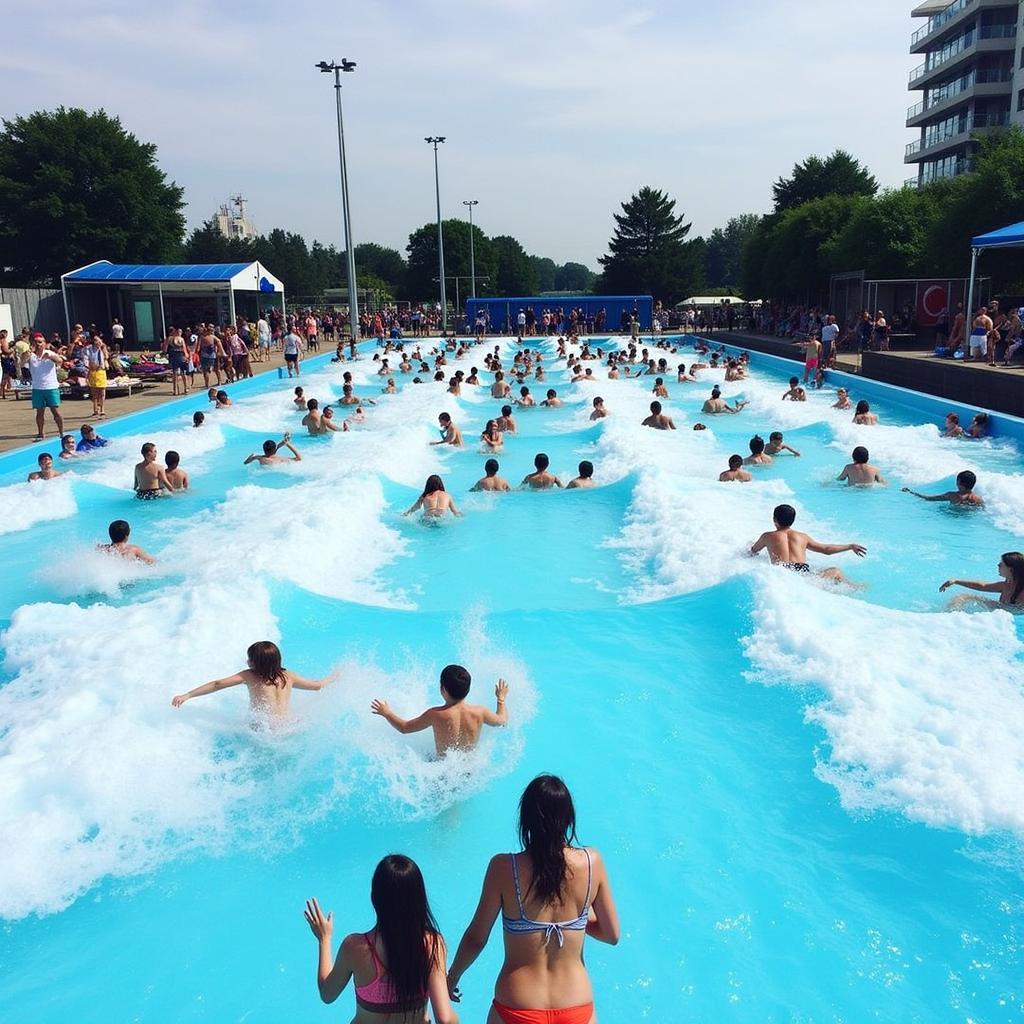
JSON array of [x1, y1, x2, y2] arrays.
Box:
[[4, 0, 917, 267]]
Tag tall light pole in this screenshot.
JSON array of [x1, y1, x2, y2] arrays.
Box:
[[425, 137, 447, 333], [317, 59, 359, 339], [463, 200, 479, 299]]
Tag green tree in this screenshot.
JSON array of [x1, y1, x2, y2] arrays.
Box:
[[554, 261, 596, 292], [182, 219, 252, 263], [405, 220, 496, 301], [703, 214, 761, 290], [0, 107, 186, 285], [491, 235, 537, 295], [772, 150, 878, 213], [530, 256, 557, 291], [597, 186, 701, 301], [351, 242, 406, 291]]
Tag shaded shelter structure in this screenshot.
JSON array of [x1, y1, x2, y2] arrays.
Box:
[[61, 261, 285, 345], [965, 220, 1024, 319]]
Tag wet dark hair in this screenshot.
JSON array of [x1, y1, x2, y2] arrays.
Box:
[[578, 460, 594, 478], [774, 503, 797, 528], [1002, 552, 1024, 603], [789, 377, 799, 387], [769, 431, 782, 443], [956, 470, 977, 490], [855, 400, 870, 415], [728, 454, 743, 469], [654, 377, 663, 386], [484, 419, 497, 435], [421, 474, 445, 496], [501, 405, 512, 417], [438, 412, 451, 424], [193, 411, 205, 427], [547, 389, 557, 399], [216, 390, 228, 401], [165, 450, 180, 469], [518, 775, 578, 906], [650, 401, 662, 413], [440, 663, 471, 700], [262, 439, 278, 455], [534, 452, 549, 470], [520, 386, 530, 396], [749, 435, 765, 455], [306, 398, 318, 410], [485, 458, 499, 475], [37, 452, 52, 464], [369, 854, 441, 1006], [246, 640, 287, 688], [852, 446, 869, 464], [141, 442, 155, 456], [294, 386, 303, 396], [108, 519, 130, 543], [711, 386, 721, 398]]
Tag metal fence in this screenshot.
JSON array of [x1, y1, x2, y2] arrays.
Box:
[[0, 287, 64, 335]]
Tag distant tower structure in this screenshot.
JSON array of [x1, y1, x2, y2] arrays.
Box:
[[214, 194, 257, 241]]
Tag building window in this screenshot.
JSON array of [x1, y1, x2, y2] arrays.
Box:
[[1018, 88, 1024, 111]]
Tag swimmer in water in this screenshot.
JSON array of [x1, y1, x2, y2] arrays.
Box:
[[292, 386, 306, 409], [833, 387, 852, 410], [521, 452, 563, 489], [302, 398, 323, 434], [942, 412, 964, 438], [98, 519, 156, 563], [702, 386, 747, 415], [902, 470, 984, 506], [589, 396, 607, 420], [566, 460, 596, 489], [764, 431, 800, 457], [750, 503, 866, 583], [431, 413, 465, 447], [471, 458, 511, 492], [192, 411, 205, 428], [245, 433, 303, 465], [481, 420, 503, 451], [540, 389, 561, 408], [164, 450, 189, 491], [495, 406, 517, 434], [939, 551, 1024, 610], [836, 446, 886, 486], [852, 400, 877, 425], [743, 434, 773, 466], [641, 400, 676, 430], [404, 474, 462, 517], [781, 377, 802, 401], [171, 640, 335, 723], [371, 664, 508, 756], [719, 455, 751, 482], [134, 442, 174, 499], [27, 452, 61, 481]]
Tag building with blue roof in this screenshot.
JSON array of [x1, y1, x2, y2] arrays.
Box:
[[61, 260, 285, 344]]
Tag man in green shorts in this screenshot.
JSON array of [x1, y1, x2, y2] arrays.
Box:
[[28, 333, 65, 440]]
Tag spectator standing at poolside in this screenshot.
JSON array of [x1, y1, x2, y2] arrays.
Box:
[[28, 333, 65, 440], [84, 331, 109, 417], [283, 328, 304, 377], [820, 315, 839, 367]]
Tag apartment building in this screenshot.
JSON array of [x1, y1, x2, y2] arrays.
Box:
[[905, 0, 1021, 186]]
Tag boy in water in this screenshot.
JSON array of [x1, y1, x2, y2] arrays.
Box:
[[781, 377, 802, 401], [99, 519, 156, 563], [743, 435, 773, 466], [589, 396, 607, 420], [902, 470, 984, 506], [471, 458, 511, 492], [27, 452, 61, 481], [430, 412, 464, 447], [837, 446, 886, 486], [750, 503, 866, 582], [522, 452, 563, 489], [566, 460, 596, 489], [164, 450, 189, 491], [371, 664, 509, 756], [641, 400, 676, 430], [540, 388, 562, 408], [244, 433, 303, 465], [719, 454, 751, 483], [765, 431, 800, 457]]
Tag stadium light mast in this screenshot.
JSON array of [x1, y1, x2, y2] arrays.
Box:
[[425, 137, 447, 332], [463, 200, 479, 298], [317, 59, 359, 338]]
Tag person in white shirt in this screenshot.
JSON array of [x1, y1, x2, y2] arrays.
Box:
[[256, 317, 271, 362], [820, 315, 840, 367], [28, 333, 65, 439], [283, 330, 304, 377], [111, 319, 125, 344]]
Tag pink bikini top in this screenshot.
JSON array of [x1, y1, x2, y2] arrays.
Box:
[[354, 931, 427, 1015]]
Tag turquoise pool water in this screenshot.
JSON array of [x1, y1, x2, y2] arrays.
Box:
[[1, 336, 1023, 1022]]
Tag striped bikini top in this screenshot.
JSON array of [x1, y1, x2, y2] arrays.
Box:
[[501, 848, 592, 948]]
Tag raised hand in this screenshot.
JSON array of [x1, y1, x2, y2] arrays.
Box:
[[171, 693, 189, 708], [304, 897, 333, 941], [495, 679, 509, 702], [370, 699, 390, 717]]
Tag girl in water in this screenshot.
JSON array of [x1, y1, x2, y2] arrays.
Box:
[[447, 774, 620, 1024], [481, 420, 503, 451], [404, 475, 462, 518], [170, 640, 334, 723], [304, 854, 458, 1024], [940, 551, 1024, 610], [852, 400, 878, 425]]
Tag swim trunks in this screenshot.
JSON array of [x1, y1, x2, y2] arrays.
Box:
[[782, 562, 810, 573], [88, 369, 108, 388], [31, 388, 61, 409], [805, 358, 818, 369], [135, 489, 164, 500]]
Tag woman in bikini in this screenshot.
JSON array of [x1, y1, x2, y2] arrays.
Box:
[[404, 475, 462, 519], [304, 854, 458, 1024], [940, 551, 1024, 611], [447, 775, 620, 1024]]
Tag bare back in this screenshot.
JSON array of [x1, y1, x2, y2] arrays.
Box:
[[427, 702, 488, 753]]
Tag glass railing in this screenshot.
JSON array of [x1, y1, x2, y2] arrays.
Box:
[[905, 109, 1009, 156], [910, 0, 975, 47], [979, 23, 1017, 39], [907, 68, 1012, 119], [910, 29, 973, 82]]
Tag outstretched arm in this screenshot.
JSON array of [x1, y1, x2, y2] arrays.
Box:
[[749, 533, 769, 557], [902, 487, 945, 501], [303, 899, 352, 1003], [370, 700, 434, 734], [482, 679, 509, 726], [806, 539, 867, 557], [939, 578, 1002, 594], [172, 671, 246, 707], [291, 669, 339, 692]]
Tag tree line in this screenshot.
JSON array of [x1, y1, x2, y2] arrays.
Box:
[[3, 108, 1023, 305]]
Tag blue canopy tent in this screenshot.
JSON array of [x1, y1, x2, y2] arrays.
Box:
[[965, 221, 1024, 325]]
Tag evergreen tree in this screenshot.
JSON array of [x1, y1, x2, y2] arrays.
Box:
[[0, 107, 185, 285], [772, 150, 878, 213], [597, 186, 701, 301]]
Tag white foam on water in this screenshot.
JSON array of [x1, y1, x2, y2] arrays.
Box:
[[0, 581, 280, 919], [0, 477, 77, 536], [743, 569, 1024, 836], [164, 475, 413, 609], [35, 545, 170, 599]]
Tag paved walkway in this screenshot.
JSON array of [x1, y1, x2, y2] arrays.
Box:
[[0, 352, 295, 454]]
